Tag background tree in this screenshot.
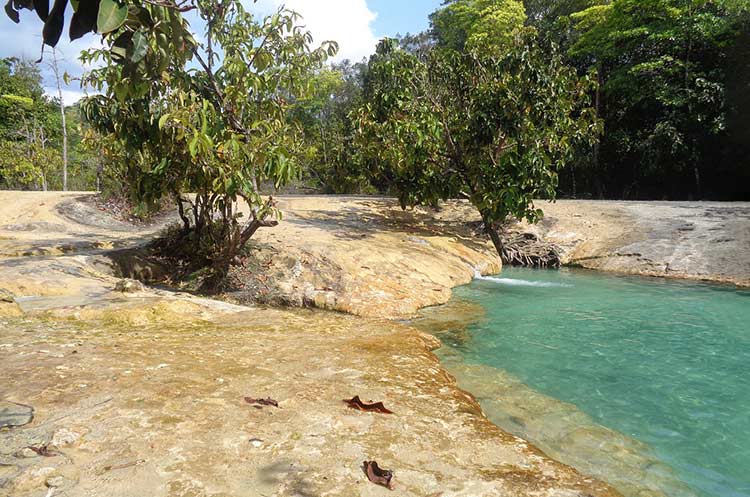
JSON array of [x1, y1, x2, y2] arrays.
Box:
[[0, 57, 68, 190], [291, 60, 371, 193], [355, 36, 599, 256], [48, 48, 68, 191], [430, 0, 527, 51]]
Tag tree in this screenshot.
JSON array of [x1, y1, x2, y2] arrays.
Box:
[[0, 57, 44, 100], [397, 31, 435, 59], [0, 129, 62, 190], [48, 48, 68, 191], [78, 0, 336, 279], [292, 61, 372, 193], [0, 58, 44, 140], [355, 35, 599, 256], [430, 0, 527, 52], [524, 0, 606, 50]]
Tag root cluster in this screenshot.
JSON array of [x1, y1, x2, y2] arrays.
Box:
[[500, 232, 561, 269]]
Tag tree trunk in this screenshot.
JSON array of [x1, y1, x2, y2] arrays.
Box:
[[176, 194, 191, 231], [694, 164, 702, 199], [51, 48, 68, 191], [480, 212, 504, 257], [593, 68, 603, 199], [39, 126, 47, 192], [570, 164, 577, 199], [320, 123, 328, 166]]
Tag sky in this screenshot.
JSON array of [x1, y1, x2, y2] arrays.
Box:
[[0, 0, 442, 105]]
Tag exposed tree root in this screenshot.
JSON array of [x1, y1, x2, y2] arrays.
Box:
[[499, 231, 561, 269], [469, 221, 562, 268]]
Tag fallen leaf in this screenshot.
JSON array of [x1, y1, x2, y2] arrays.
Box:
[[27, 445, 58, 457], [244, 397, 279, 408], [363, 460, 394, 490], [343, 396, 393, 414]]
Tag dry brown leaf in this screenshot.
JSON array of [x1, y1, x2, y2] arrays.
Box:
[[244, 397, 279, 408], [363, 460, 394, 490], [343, 396, 393, 414]]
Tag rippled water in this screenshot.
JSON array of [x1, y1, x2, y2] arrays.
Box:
[[427, 268, 750, 497]]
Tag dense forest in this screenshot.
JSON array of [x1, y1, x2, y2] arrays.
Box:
[[302, 0, 750, 201]]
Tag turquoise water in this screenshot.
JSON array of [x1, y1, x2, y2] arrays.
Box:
[[441, 268, 750, 497]]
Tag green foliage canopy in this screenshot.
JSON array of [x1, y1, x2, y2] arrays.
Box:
[[0, 57, 79, 191], [291, 61, 372, 193], [355, 35, 599, 254], [79, 0, 336, 274], [430, 0, 527, 51]]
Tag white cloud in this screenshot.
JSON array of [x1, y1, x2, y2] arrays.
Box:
[[257, 0, 379, 62], [44, 88, 90, 105]]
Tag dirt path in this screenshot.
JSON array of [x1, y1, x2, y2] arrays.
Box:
[[0, 193, 617, 497]]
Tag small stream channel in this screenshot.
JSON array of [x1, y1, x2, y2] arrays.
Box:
[[414, 267, 750, 497]]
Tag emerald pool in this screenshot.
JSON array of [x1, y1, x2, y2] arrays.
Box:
[[418, 267, 750, 497]]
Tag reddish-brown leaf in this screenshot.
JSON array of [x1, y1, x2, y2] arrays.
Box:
[[27, 445, 57, 457], [362, 460, 394, 490], [343, 396, 393, 414], [244, 397, 279, 408]]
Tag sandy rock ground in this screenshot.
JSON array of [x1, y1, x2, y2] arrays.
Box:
[[0, 192, 616, 497], [227, 196, 501, 318], [517, 200, 750, 287]]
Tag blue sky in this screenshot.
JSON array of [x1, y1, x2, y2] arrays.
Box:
[[0, 0, 441, 104], [370, 0, 441, 37]]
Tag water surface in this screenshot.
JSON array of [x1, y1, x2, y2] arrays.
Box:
[[427, 268, 750, 497]]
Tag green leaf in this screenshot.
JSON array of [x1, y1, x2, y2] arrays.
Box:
[[42, 0, 67, 48], [154, 158, 168, 174], [253, 51, 269, 71], [113, 81, 128, 102], [96, 0, 126, 34], [69, 0, 97, 41], [4, 0, 19, 23], [158, 114, 170, 129], [128, 29, 148, 63], [188, 135, 199, 157], [33, 0, 49, 21]]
